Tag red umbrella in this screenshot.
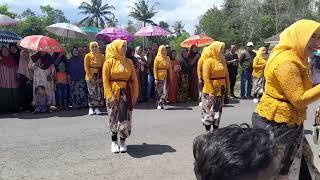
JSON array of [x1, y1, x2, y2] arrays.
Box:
[[180, 34, 214, 48], [19, 35, 65, 53]]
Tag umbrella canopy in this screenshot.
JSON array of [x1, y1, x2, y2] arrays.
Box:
[[180, 34, 214, 48], [96, 27, 134, 41], [81, 26, 100, 40], [0, 30, 21, 43], [0, 15, 16, 26], [264, 33, 280, 44], [135, 25, 171, 37], [19, 35, 65, 53], [46, 23, 87, 39]]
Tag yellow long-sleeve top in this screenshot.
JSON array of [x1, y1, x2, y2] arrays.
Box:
[[102, 40, 139, 100], [197, 47, 209, 81], [84, 52, 105, 80], [202, 41, 230, 96], [153, 45, 172, 81], [256, 19, 320, 125], [252, 47, 267, 78]]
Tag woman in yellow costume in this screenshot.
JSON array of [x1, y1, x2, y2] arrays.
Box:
[[197, 47, 208, 107], [153, 45, 172, 110], [252, 19, 320, 179], [103, 40, 138, 153], [201, 41, 229, 132], [252, 47, 269, 103], [84, 42, 105, 115]]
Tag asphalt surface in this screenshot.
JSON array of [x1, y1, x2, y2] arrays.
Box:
[[0, 99, 319, 180]]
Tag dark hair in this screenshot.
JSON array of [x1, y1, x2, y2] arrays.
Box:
[[126, 47, 134, 59], [169, 50, 177, 60], [35, 85, 46, 94], [71, 47, 79, 56], [193, 125, 275, 180]]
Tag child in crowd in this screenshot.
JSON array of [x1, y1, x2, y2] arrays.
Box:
[[55, 62, 69, 110], [32, 85, 51, 113]]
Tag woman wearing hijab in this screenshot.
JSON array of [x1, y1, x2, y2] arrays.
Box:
[[134, 46, 148, 102], [30, 51, 56, 107], [69, 47, 88, 109], [188, 44, 201, 101], [167, 50, 180, 103], [177, 48, 190, 102], [126, 47, 140, 102], [84, 42, 105, 115], [252, 19, 320, 179], [252, 47, 268, 103], [154, 45, 172, 110], [201, 41, 230, 132], [9, 44, 20, 65], [103, 40, 138, 153], [197, 47, 209, 107], [0, 46, 18, 112], [17, 50, 33, 111]]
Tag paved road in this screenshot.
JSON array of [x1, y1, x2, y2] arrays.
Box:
[[0, 99, 319, 180]]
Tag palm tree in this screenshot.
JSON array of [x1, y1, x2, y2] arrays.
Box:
[[172, 21, 185, 36], [129, 0, 158, 27], [78, 0, 115, 28]]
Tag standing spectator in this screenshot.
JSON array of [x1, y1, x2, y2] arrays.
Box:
[[225, 45, 239, 98], [84, 42, 105, 115], [0, 46, 18, 112], [17, 50, 33, 111], [239, 42, 256, 99], [177, 48, 190, 102], [154, 45, 172, 110], [134, 46, 148, 102], [126, 47, 140, 102], [188, 44, 200, 101], [9, 44, 20, 65], [166, 45, 171, 56], [69, 47, 88, 109], [168, 50, 180, 103], [147, 43, 158, 102], [55, 62, 69, 110], [30, 52, 56, 107], [252, 47, 268, 103], [310, 49, 320, 86]]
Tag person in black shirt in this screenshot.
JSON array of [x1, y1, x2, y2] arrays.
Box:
[[225, 45, 239, 98]]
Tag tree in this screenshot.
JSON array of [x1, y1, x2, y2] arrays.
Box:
[[40, 5, 69, 24], [172, 21, 185, 36], [129, 0, 158, 27], [107, 15, 118, 27], [78, 0, 115, 28], [158, 21, 170, 31], [19, 9, 36, 19], [0, 5, 17, 18]]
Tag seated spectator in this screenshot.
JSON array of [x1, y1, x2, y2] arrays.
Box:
[[193, 125, 283, 180], [32, 85, 51, 113]]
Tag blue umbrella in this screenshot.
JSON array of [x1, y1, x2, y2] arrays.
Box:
[[0, 30, 22, 43]]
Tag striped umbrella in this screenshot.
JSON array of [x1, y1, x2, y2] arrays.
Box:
[[0, 30, 21, 43], [180, 34, 214, 48]]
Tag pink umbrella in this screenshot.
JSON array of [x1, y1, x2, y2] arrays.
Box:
[[0, 14, 16, 26], [96, 27, 134, 41], [19, 35, 65, 53], [135, 25, 171, 37]]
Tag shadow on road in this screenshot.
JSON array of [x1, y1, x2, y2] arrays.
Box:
[[127, 143, 176, 158], [228, 98, 240, 104], [166, 107, 193, 110], [0, 109, 104, 120]]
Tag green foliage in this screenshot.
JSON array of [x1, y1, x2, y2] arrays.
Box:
[[0, 5, 16, 18], [129, 0, 158, 26]]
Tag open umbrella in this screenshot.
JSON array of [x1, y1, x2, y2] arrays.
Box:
[[0, 15, 16, 26], [81, 26, 100, 40], [135, 25, 171, 37], [96, 27, 134, 41], [180, 34, 214, 48], [0, 30, 21, 43], [46, 23, 87, 39], [19, 35, 65, 53]]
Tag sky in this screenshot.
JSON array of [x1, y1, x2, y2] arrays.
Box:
[[2, 0, 224, 34]]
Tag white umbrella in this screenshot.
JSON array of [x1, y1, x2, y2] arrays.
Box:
[[46, 23, 87, 39], [0, 14, 16, 26]]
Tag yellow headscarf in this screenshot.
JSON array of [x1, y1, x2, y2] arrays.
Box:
[[105, 39, 127, 60], [199, 47, 209, 62], [89, 41, 104, 59], [155, 45, 170, 62], [206, 41, 225, 60], [267, 19, 320, 65], [256, 47, 267, 60]]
